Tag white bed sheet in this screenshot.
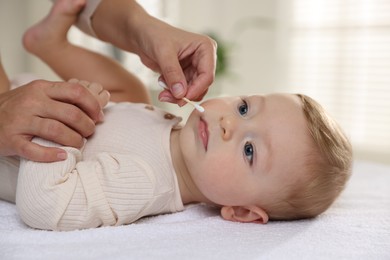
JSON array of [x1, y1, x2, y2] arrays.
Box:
[[1, 160, 389, 259]]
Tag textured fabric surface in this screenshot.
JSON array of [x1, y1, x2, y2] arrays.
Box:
[[1, 160, 389, 259]]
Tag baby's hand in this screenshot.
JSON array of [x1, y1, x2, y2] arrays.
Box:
[[68, 78, 110, 112]]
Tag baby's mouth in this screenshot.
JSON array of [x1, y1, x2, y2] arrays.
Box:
[[198, 117, 209, 151]]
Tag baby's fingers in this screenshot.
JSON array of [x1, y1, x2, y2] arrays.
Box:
[[88, 82, 110, 109], [69, 79, 110, 110]]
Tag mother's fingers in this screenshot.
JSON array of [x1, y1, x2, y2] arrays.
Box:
[[28, 115, 85, 148], [158, 88, 186, 107], [40, 99, 97, 139], [186, 73, 212, 101], [45, 81, 103, 123], [13, 137, 68, 163]]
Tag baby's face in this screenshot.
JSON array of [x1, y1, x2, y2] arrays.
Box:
[[179, 93, 312, 207]]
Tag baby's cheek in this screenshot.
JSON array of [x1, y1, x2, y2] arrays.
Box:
[[205, 156, 237, 182], [214, 152, 236, 168]]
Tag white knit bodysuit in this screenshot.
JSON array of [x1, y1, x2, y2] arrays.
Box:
[[15, 103, 184, 231]]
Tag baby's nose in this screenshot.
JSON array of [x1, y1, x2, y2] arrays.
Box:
[[220, 116, 236, 141]]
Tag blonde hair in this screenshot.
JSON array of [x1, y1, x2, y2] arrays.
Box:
[[267, 94, 353, 220]]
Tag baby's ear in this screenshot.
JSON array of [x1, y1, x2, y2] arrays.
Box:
[[220, 205, 269, 224]]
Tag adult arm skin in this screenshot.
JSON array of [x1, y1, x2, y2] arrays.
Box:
[[90, 0, 217, 104]]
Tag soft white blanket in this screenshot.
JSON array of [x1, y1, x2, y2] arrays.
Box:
[[1, 160, 389, 259]]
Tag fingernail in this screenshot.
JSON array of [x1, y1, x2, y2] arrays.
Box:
[[171, 83, 185, 97], [159, 96, 172, 102], [57, 152, 67, 160]]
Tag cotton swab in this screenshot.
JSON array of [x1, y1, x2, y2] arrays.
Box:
[[181, 98, 205, 113], [158, 81, 205, 113]]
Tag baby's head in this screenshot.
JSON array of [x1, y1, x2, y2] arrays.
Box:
[[261, 94, 353, 221], [179, 93, 352, 223]]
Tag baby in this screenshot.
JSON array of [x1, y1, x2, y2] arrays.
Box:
[[0, 0, 352, 231]]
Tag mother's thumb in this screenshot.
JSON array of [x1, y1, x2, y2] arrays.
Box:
[[160, 59, 187, 99]]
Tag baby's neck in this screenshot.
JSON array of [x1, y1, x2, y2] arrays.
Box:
[[170, 129, 208, 205]]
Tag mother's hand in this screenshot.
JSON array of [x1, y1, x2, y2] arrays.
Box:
[[0, 80, 104, 162]]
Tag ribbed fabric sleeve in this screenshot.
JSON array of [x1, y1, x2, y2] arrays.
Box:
[[16, 138, 118, 231]]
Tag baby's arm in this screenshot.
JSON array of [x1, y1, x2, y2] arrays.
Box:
[[15, 137, 116, 231], [16, 137, 155, 231]]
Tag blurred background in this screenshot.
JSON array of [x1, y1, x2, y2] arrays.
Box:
[[1, 0, 389, 164]]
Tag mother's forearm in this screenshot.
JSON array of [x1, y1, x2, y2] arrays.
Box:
[[90, 0, 152, 53]]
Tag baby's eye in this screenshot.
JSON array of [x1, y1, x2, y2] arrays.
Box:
[[238, 98, 248, 116], [244, 142, 254, 165]]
